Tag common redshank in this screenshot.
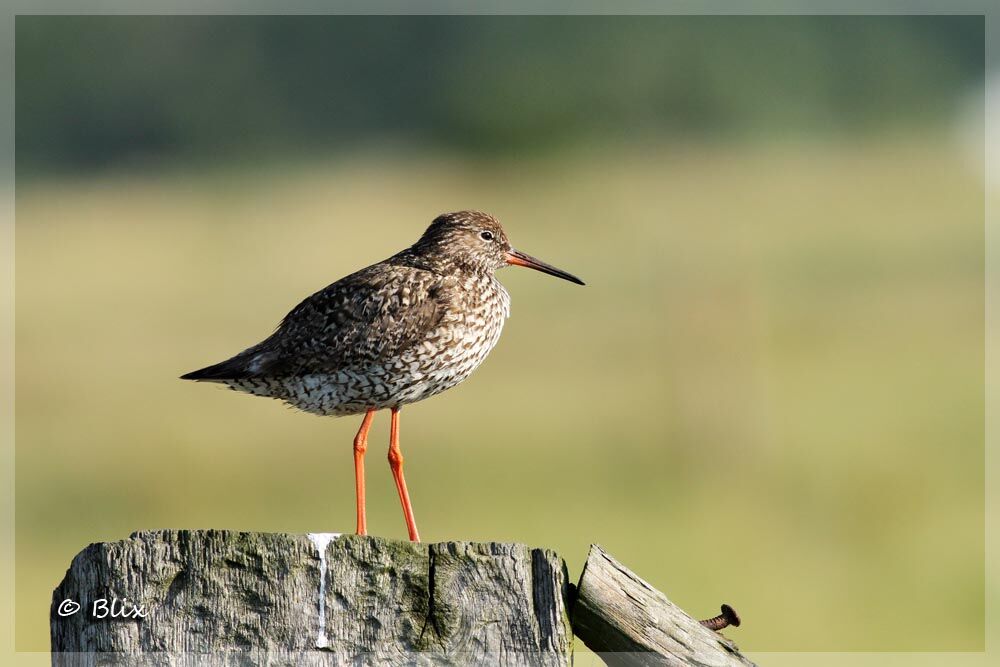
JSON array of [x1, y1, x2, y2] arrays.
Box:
[[182, 211, 583, 541]]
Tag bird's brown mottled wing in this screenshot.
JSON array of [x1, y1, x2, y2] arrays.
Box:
[[249, 264, 451, 376]]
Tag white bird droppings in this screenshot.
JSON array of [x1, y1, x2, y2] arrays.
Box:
[[307, 532, 341, 648]]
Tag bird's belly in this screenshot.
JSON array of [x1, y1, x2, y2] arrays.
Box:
[[391, 328, 501, 404], [235, 315, 506, 416]]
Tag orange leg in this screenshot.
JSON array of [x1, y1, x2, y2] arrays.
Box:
[[388, 407, 421, 542], [353, 409, 376, 535]]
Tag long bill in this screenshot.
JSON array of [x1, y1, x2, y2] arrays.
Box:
[[506, 249, 585, 285]]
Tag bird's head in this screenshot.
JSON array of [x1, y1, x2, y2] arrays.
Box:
[[411, 211, 585, 285]]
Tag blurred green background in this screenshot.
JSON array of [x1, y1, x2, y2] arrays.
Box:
[[14, 15, 985, 653]]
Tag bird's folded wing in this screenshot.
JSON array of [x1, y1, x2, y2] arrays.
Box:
[[255, 265, 450, 375]]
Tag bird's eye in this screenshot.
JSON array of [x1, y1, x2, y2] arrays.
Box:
[[479, 231, 494, 241]]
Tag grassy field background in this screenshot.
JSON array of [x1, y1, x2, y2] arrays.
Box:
[[14, 136, 984, 651]]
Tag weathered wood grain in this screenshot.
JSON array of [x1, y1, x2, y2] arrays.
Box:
[[571, 544, 757, 667], [50, 530, 572, 666]]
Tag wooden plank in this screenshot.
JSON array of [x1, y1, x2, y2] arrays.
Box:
[[571, 544, 757, 667]]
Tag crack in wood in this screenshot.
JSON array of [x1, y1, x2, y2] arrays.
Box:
[[417, 546, 443, 647]]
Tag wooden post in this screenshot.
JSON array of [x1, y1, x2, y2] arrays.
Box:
[[51, 533, 759, 666], [50, 530, 573, 666], [571, 544, 757, 667]]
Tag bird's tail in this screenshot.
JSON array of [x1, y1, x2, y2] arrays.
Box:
[[180, 356, 251, 381]]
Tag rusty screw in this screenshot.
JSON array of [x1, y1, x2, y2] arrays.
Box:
[[699, 604, 741, 631]]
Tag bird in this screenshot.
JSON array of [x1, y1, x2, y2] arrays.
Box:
[[181, 210, 584, 542]]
